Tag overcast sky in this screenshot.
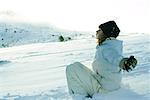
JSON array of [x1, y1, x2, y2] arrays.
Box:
[[0, 0, 149, 33]]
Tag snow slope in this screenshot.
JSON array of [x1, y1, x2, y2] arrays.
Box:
[[0, 24, 149, 99], [0, 22, 91, 48]]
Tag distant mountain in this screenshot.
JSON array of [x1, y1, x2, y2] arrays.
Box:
[[0, 10, 16, 16], [0, 22, 91, 48]]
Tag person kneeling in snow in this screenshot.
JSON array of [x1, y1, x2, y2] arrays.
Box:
[[66, 21, 137, 98]]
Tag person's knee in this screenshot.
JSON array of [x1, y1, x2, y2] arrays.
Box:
[[66, 62, 82, 74], [66, 63, 76, 75], [66, 64, 73, 73], [73, 62, 85, 69]]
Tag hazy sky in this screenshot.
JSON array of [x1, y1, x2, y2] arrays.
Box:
[[0, 0, 149, 33]]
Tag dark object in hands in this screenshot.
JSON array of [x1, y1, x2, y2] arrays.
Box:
[[123, 56, 137, 72]]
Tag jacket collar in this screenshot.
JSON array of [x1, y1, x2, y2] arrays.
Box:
[[96, 38, 122, 50]]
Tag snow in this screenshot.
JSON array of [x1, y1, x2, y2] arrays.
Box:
[[0, 22, 150, 100], [0, 22, 91, 48]]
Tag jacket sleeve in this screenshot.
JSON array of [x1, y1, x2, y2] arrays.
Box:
[[102, 47, 123, 66]]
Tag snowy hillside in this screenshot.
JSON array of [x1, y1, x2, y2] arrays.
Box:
[[0, 23, 149, 100], [0, 22, 91, 48]]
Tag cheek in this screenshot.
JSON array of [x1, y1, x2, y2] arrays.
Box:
[[96, 33, 99, 38], [96, 33, 101, 38]]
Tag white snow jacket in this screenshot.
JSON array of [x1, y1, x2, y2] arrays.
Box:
[[92, 38, 123, 92]]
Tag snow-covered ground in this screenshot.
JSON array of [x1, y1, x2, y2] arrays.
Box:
[[0, 22, 150, 100], [0, 22, 91, 48]]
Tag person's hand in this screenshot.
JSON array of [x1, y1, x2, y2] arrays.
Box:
[[120, 56, 137, 72]]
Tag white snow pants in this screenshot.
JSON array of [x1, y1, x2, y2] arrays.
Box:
[[66, 62, 101, 97]]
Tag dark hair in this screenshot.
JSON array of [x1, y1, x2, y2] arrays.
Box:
[[99, 21, 120, 38]]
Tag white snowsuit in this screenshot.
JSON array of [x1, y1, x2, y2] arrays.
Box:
[[66, 38, 123, 97]]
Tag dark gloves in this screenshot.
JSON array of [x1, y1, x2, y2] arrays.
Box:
[[119, 56, 137, 72]]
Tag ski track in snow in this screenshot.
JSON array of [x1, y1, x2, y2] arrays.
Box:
[[0, 33, 150, 100]]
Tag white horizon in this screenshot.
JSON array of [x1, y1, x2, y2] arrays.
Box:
[[0, 0, 149, 34]]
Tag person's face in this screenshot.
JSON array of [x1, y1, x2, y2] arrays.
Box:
[[96, 28, 106, 40]]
